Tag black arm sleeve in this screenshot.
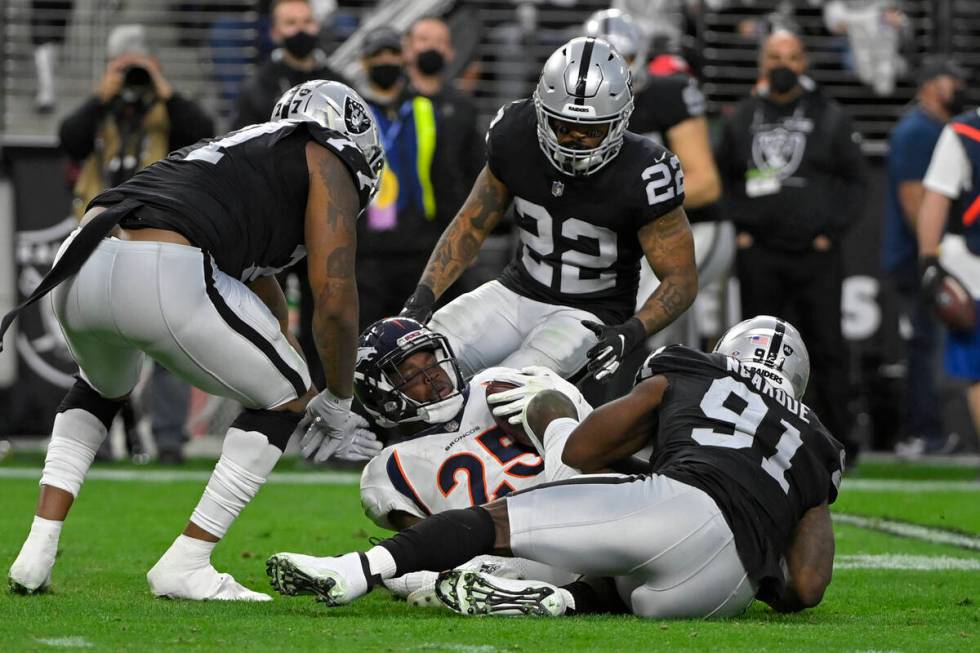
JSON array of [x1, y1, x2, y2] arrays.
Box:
[[165, 93, 216, 150], [58, 96, 108, 161], [823, 108, 868, 240]]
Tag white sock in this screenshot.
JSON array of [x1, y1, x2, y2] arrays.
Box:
[[190, 427, 281, 539], [28, 515, 64, 541], [40, 409, 108, 497], [365, 545, 397, 579], [165, 534, 216, 569]]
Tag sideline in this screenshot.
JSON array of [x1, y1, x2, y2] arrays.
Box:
[[835, 513, 980, 551], [0, 467, 361, 485]]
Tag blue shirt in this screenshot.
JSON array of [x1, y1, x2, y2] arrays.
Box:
[[883, 107, 945, 272]]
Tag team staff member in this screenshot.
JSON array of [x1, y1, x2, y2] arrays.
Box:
[[918, 105, 980, 449], [715, 30, 866, 463]]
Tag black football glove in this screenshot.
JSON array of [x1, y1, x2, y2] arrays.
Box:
[[581, 318, 647, 382], [399, 285, 436, 324], [920, 255, 948, 307]]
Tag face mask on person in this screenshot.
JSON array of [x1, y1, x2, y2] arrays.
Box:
[[416, 49, 445, 75], [369, 63, 402, 90], [282, 31, 318, 59], [768, 66, 799, 94], [945, 87, 969, 116]]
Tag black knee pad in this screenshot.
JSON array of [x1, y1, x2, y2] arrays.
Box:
[[57, 376, 123, 430], [230, 408, 303, 451], [379, 506, 496, 576]]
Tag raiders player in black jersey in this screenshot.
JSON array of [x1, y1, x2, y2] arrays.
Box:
[[263, 315, 843, 620], [399, 37, 697, 384], [4, 80, 385, 601]]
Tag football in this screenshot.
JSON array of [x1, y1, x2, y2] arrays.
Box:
[[485, 380, 532, 447], [934, 274, 976, 332]]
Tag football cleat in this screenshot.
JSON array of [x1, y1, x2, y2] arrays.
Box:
[[436, 570, 568, 617], [8, 540, 56, 595], [147, 560, 270, 601], [265, 552, 368, 606]]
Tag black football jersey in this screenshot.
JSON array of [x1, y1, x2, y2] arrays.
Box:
[[642, 345, 845, 592], [629, 74, 706, 145], [91, 121, 375, 282], [488, 99, 685, 325]]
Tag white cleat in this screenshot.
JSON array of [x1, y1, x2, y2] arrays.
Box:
[[436, 570, 567, 617], [8, 540, 57, 594], [383, 570, 438, 600], [147, 559, 270, 601], [265, 552, 368, 606]]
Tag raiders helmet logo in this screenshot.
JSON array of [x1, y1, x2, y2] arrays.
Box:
[[344, 96, 371, 135]]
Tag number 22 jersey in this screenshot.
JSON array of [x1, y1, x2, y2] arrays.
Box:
[[487, 99, 686, 325]]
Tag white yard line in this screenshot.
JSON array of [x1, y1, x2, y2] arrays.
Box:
[[835, 513, 980, 551], [0, 467, 361, 485], [835, 554, 980, 571], [843, 478, 979, 492], [34, 637, 94, 649]]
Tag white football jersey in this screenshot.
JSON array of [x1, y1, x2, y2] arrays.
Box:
[[362, 367, 577, 530]]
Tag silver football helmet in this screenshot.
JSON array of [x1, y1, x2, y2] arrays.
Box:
[[584, 8, 649, 88], [714, 315, 810, 399], [533, 37, 634, 177], [271, 80, 385, 200]]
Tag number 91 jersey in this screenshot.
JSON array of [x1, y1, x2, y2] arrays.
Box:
[[360, 368, 550, 530], [489, 99, 685, 325], [641, 345, 845, 591]]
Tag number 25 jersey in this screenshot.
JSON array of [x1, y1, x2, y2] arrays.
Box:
[[641, 345, 845, 592], [488, 99, 685, 325], [360, 367, 575, 530]]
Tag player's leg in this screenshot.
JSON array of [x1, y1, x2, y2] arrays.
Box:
[[9, 249, 143, 593], [427, 281, 524, 377], [501, 302, 599, 378], [136, 245, 311, 600]]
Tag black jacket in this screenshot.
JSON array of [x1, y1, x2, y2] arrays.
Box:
[[232, 49, 350, 129], [59, 93, 214, 161], [715, 83, 867, 251]]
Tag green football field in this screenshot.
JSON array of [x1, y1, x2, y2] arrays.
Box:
[[1, 458, 978, 652]]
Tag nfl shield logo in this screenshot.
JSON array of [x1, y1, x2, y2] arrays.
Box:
[[551, 181, 564, 197]]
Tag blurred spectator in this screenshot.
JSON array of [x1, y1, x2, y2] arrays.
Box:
[[823, 0, 911, 96], [917, 104, 980, 454], [231, 0, 348, 129], [58, 24, 215, 463], [354, 22, 481, 333], [886, 57, 968, 457], [31, 0, 73, 112], [715, 30, 867, 464]]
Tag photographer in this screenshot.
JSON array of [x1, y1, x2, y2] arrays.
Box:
[[57, 24, 214, 464], [59, 24, 214, 218]]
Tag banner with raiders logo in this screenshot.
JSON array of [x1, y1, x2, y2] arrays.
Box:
[[0, 146, 76, 435]]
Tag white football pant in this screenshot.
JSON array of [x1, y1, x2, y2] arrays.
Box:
[[428, 281, 600, 379], [506, 473, 756, 619]]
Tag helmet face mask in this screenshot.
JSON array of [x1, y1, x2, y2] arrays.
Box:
[[355, 318, 466, 429], [713, 316, 810, 399], [271, 80, 385, 200], [534, 37, 634, 177]]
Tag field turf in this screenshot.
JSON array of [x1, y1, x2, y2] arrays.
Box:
[[0, 457, 977, 652]]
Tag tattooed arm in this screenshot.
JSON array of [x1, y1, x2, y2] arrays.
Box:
[[305, 141, 360, 399], [417, 165, 512, 298], [635, 206, 698, 335]]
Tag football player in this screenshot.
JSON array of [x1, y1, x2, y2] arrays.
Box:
[[353, 317, 586, 603], [266, 316, 845, 619], [3, 81, 385, 600], [398, 37, 698, 383]]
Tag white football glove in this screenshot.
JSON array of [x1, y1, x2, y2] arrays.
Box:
[[299, 390, 383, 463], [486, 366, 590, 426]]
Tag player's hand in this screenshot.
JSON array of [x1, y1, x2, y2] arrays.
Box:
[[399, 285, 435, 324], [299, 389, 381, 463], [487, 366, 589, 425], [919, 255, 949, 305], [581, 318, 646, 382]]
